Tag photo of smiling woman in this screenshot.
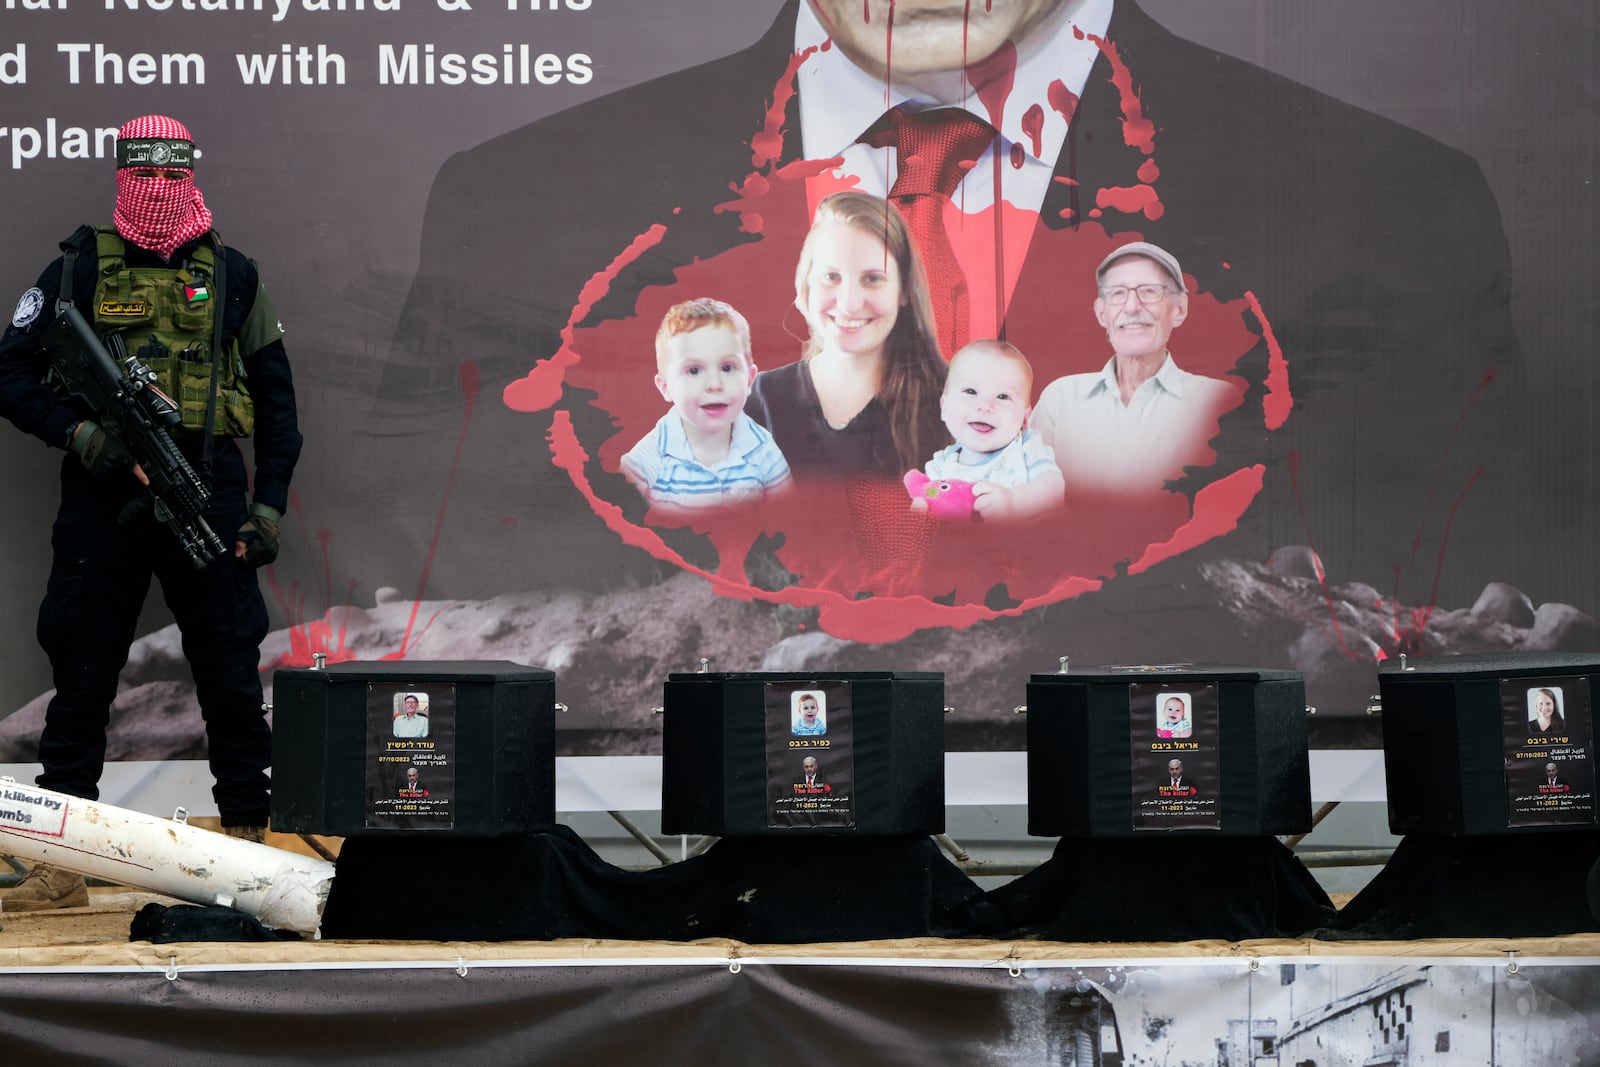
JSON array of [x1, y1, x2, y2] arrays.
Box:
[[1527, 687, 1567, 737], [745, 191, 948, 483]]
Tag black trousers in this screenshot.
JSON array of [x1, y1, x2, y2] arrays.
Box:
[[34, 446, 271, 824]]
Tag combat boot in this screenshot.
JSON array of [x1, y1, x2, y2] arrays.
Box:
[[223, 825, 268, 844], [3, 862, 90, 911]]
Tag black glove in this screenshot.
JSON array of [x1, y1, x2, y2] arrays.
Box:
[[68, 419, 138, 479], [235, 503, 282, 568]]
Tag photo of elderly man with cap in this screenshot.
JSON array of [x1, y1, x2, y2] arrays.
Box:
[[1031, 241, 1238, 496], [0, 115, 302, 912]]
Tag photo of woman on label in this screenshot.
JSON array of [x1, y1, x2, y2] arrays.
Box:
[[1527, 687, 1566, 737]]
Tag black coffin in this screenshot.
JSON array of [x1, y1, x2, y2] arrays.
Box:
[[271, 660, 555, 837], [661, 671, 944, 837], [1380, 652, 1598, 835], [1027, 665, 1312, 838]]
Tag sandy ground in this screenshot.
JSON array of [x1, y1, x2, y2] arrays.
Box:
[[1, 888, 178, 951]]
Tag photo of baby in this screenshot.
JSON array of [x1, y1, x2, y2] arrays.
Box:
[[792, 690, 827, 736], [1157, 694, 1192, 739], [907, 340, 1064, 521]]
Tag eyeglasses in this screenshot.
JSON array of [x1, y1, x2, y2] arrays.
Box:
[[1098, 283, 1180, 305]]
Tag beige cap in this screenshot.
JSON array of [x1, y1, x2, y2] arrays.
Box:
[[1095, 241, 1185, 291]]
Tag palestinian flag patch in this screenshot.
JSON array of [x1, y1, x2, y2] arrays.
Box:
[[185, 285, 210, 303]]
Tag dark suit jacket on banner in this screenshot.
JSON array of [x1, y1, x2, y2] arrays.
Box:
[[384, 1, 1524, 669]]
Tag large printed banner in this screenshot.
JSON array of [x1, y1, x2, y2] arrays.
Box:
[[0, 955, 1596, 1064], [0, 1, 1595, 760]]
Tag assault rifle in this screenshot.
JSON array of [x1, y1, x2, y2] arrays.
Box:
[[39, 305, 227, 569]]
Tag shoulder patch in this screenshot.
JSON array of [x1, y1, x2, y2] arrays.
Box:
[[11, 287, 45, 330]]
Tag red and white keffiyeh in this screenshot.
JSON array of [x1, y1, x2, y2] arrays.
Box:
[[113, 115, 213, 261]]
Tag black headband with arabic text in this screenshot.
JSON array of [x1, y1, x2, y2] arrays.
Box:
[[116, 138, 196, 170]]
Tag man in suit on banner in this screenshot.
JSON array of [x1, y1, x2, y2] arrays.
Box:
[[1539, 763, 1571, 794], [1161, 758, 1198, 796], [799, 756, 829, 793]]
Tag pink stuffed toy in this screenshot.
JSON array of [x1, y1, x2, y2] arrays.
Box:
[[903, 470, 978, 521]]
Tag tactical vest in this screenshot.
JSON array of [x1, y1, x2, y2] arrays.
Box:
[[87, 226, 255, 437]]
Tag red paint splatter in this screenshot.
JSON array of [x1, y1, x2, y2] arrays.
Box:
[[1288, 423, 1485, 665], [991, 147, 1010, 334], [395, 360, 479, 655], [965, 41, 1016, 344], [1094, 184, 1164, 220], [503, 223, 668, 414], [1085, 32, 1157, 155], [1136, 159, 1159, 183], [968, 39, 1017, 137], [1020, 103, 1045, 158], [265, 500, 355, 669], [1046, 79, 1079, 126], [1387, 456, 1488, 658], [381, 600, 462, 662], [751, 45, 819, 169], [547, 411, 751, 587], [265, 478, 467, 668], [266, 374, 475, 665], [884, 0, 894, 105], [1395, 370, 1494, 614], [1285, 449, 1378, 663], [1126, 465, 1266, 574], [962, 0, 972, 68], [819, 592, 964, 644], [1009, 143, 1026, 169], [267, 588, 360, 669], [1245, 291, 1292, 430]]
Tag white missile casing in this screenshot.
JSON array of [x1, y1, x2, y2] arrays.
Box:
[[1, 779, 335, 936]]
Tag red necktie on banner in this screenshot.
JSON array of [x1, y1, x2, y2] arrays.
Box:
[[861, 106, 997, 359]]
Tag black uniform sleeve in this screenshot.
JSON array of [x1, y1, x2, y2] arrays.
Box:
[[224, 247, 302, 514], [0, 237, 99, 450]]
